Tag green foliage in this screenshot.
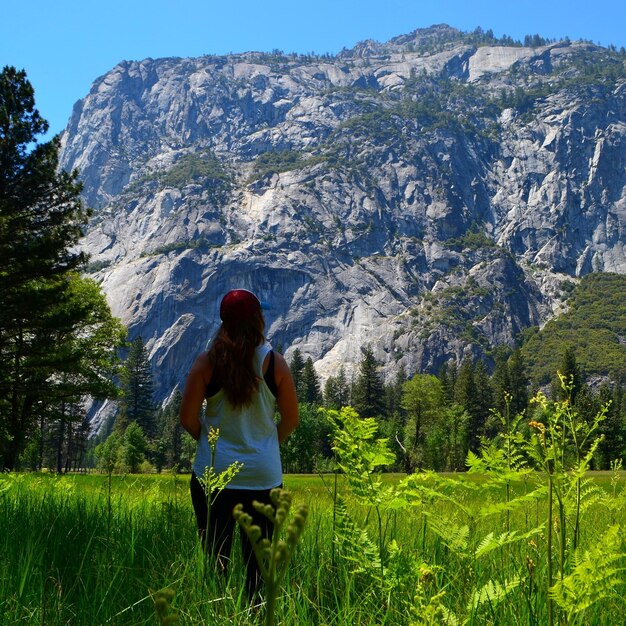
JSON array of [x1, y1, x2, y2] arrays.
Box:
[[234, 488, 308, 626], [550, 525, 626, 618], [323, 365, 350, 409], [197, 426, 243, 498], [351, 345, 386, 419], [280, 404, 330, 473], [325, 406, 395, 504], [141, 236, 221, 257], [83, 259, 112, 274], [526, 377, 609, 625], [298, 357, 322, 404], [94, 431, 121, 475], [247, 149, 327, 182], [0, 67, 124, 470], [1, 467, 626, 624], [119, 422, 148, 474], [521, 273, 626, 385], [132, 151, 232, 205], [444, 228, 497, 250], [118, 336, 156, 438], [156, 391, 185, 471], [402, 374, 444, 471], [288, 348, 305, 393], [331, 494, 381, 575]]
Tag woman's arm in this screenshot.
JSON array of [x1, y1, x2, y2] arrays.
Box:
[[180, 352, 212, 441], [273, 352, 299, 444]]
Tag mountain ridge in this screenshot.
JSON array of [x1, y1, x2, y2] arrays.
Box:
[[57, 24, 626, 429]]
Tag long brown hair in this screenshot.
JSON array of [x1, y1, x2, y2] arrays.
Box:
[[207, 309, 265, 409]]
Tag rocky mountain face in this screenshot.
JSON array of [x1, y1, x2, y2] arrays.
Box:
[[58, 25, 626, 428]]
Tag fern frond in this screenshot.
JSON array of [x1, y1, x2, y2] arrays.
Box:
[[425, 514, 469, 556], [398, 472, 475, 516], [479, 485, 548, 517], [333, 496, 381, 573], [550, 525, 626, 615], [475, 526, 544, 559], [467, 577, 520, 613]]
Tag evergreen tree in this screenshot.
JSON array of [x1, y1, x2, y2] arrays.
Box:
[[474, 360, 495, 438], [0, 67, 121, 470], [299, 357, 322, 404], [157, 390, 184, 470], [439, 360, 458, 405], [385, 366, 407, 423], [491, 347, 512, 415], [280, 403, 330, 472], [455, 358, 483, 452], [597, 382, 624, 469], [352, 345, 385, 419], [47, 274, 125, 471], [288, 348, 305, 395], [323, 365, 350, 409], [508, 348, 529, 416], [554, 346, 583, 402], [118, 337, 156, 438]]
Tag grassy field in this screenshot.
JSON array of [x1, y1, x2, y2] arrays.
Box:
[[1, 469, 625, 625]]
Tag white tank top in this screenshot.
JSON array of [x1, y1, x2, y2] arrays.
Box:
[[193, 343, 282, 489]]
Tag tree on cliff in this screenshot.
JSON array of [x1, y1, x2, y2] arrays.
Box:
[[0, 66, 124, 470]]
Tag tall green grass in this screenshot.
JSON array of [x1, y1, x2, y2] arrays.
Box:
[[1, 468, 624, 625]]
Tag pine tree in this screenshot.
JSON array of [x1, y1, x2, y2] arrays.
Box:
[[508, 348, 529, 416], [385, 366, 407, 423], [288, 348, 305, 395], [597, 382, 624, 469], [439, 360, 458, 405], [455, 358, 483, 452], [491, 347, 512, 415], [299, 357, 322, 404], [118, 337, 156, 438], [0, 67, 121, 470], [323, 365, 350, 409], [352, 345, 385, 419], [157, 390, 184, 470], [474, 360, 495, 437], [554, 346, 583, 402]]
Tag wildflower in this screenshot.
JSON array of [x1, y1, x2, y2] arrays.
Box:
[[207, 426, 220, 451]]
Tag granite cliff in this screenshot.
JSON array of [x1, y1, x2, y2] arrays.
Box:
[[58, 25, 626, 428]]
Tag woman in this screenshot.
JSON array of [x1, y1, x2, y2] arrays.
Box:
[[180, 288, 299, 600]]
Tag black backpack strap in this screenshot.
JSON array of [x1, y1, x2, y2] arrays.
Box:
[[263, 350, 277, 397], [205, 369, 221, 398]]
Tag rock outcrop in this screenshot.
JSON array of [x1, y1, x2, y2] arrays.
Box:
[[58, 25, 626, 429]]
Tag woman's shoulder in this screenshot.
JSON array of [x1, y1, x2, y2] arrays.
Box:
[[190, 351, 213, 384]]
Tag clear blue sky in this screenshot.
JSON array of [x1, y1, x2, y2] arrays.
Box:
[[2, 0, 625, 138]]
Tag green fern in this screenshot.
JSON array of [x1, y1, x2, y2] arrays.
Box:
[[474, 527, 544, 559], [550, 525, 626, 616], [467, 577, 521, 614], [424, 514, 469, 556], [332, 495, 381, 574]]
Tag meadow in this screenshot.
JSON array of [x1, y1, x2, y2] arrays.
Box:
[[1, 465, 625, 625], [3, 400, 626, 626]]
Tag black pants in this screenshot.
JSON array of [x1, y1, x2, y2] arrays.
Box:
[[190, 472, 278, 600]]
